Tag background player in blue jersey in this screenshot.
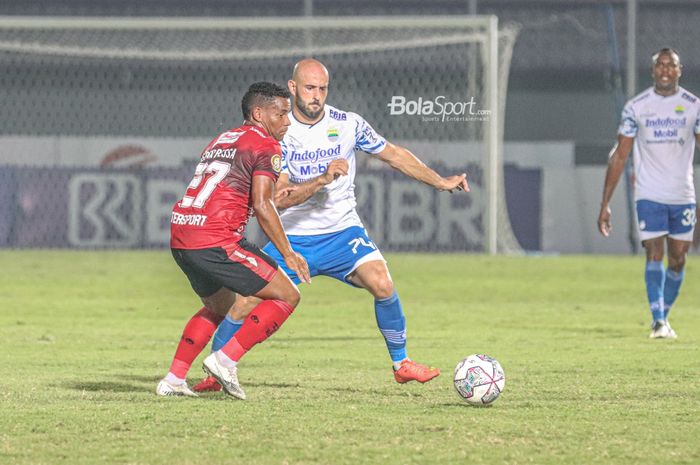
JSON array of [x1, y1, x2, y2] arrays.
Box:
[[598, 48, 700, 339], [194, 58, 470, 392]]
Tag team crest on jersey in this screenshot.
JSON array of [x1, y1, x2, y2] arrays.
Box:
[[675, 105, 685, 115], [271, 154, 282, 173], [327, 127, 339, 141]]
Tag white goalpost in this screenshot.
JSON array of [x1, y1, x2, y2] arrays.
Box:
[[0, 15, 520, 253]]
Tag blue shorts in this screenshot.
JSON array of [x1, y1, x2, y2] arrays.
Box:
[[262, 226, 384, 285], [636, 200, 696, 241]]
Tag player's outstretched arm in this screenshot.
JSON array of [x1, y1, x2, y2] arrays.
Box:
[[274, 159, 349, 210], [374, 142, 469, 193], [597, 134, 634, 237], [251, 174, 311, 283]]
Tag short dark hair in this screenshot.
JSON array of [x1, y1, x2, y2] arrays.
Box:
[[652, 47, 680, 64], [241, 81, 291, 119]]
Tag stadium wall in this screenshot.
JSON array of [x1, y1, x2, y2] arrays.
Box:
[[5, 136, 694, 254]]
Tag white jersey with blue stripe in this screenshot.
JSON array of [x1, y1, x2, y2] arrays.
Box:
[[279, 104, 387, 235], [618, 86, 700, 204]]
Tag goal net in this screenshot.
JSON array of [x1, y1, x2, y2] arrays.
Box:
[[0, 16, 521, 253]]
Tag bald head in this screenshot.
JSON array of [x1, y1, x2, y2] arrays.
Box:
[[288, 58, 330, 123], [292, 58, 329, 82]]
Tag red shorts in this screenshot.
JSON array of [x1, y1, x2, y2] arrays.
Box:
[[171, 238, 278, 297]]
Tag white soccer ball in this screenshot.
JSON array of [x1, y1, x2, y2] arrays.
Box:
[[453, 354, 505, 406]]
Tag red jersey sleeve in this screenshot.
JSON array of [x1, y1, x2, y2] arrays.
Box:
[[252, 138, 283, 182]]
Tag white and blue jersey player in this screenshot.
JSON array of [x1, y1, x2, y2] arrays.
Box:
[[272, 104, 386, 282], [194, 58, 470, 391], [598, 48, 700, 339]]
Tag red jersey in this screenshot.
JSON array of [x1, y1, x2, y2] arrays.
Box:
[[170, 125, 282, 249]]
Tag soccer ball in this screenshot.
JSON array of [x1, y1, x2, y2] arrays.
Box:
[[453, 354, 505, 406]]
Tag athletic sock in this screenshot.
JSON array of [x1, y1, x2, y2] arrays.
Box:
[[211, 315, 244, 351], [164, 372, 186, 385], [215, 350, 238, 369], [219, 299, 294, 362], [663, 268, 685, 320], [168, 307, 225, 379], [645, 261, 666, 322], [374, 291, 407, 367]]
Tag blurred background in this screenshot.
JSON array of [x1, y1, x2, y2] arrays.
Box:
[[1, 0, 699, 254]]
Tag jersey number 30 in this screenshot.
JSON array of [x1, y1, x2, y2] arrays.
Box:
[[682, 207, 697, 227], [180, 160, 231, 208]]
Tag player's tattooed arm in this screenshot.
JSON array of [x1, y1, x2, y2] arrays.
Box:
[[375, 142, 469, 193], [274, 159, 349, 209]]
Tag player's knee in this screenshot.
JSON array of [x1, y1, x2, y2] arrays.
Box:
[[229, 306, 247, 320], [668, 255, 686, 272], [230, 295, 258, 320], [201, 289, 236, 317], [285, 287, 301, 308], [372, 278, 394, 300], [643, 239, 665, 262]]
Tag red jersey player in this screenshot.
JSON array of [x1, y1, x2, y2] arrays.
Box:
[[157, 82, 310, 400]]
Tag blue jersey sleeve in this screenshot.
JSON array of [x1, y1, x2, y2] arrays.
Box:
[[618, 101, 638, 137], [352, 113, 387, 154]]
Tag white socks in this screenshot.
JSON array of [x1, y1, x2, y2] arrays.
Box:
[[165, 372, 186, 385], [215, 350, 238, 369]]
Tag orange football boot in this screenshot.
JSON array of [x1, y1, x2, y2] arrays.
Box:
[[393, 359, 441, 383]]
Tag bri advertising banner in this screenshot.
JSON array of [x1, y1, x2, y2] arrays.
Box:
[[0, 164, 540, 251]]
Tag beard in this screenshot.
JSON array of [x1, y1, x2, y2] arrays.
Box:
[[296, 95, 323, 120], [656, 80, 676, 91]]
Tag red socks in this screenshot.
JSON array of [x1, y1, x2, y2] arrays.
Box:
[[169, 300, 295, 377], [169, 307, 225, 378], [220, 299, 294, 362]]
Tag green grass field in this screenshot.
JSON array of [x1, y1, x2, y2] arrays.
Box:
[[1, 250, 699, 465]]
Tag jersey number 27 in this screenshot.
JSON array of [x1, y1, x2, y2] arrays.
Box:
[[180, 160, 231, 208]]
